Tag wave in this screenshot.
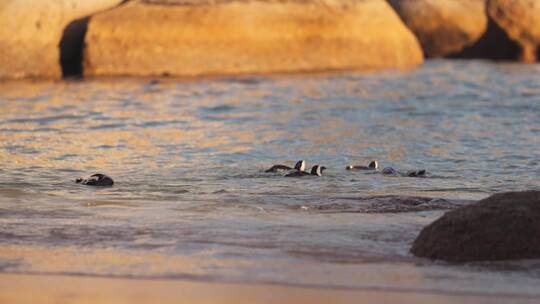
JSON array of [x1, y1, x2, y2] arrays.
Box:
[[295, 195, 474, 213]]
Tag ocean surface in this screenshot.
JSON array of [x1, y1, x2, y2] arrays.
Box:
[[0, 60, 539, 298]]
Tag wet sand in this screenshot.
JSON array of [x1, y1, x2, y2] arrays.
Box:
[[2, 273, 539, 304]]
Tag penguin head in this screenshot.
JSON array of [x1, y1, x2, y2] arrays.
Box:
[[295, 160, 306, 171], [369, 160, 378, 169], [382, 167, 396, 175], [311, 165, 323, 176]]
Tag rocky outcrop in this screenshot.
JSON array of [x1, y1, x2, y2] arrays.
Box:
[[0, 0, 123, 79], [388, 0, 487, 58], [82, 0, 423, 77], [487, 0, 540, 62], [450, 17, 520, 61], [411, 191, 540, 262]]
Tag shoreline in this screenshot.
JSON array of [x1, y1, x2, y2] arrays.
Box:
[[0, 58, 531, 85], [0, 65, 410, 84], [2, 272, 539, 304]]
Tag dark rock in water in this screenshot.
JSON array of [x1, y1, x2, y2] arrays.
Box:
[[76, 173, 114, 187], [411, 190, 540, 262]]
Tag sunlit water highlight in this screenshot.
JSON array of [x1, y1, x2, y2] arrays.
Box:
[[0, 60, 539, 297]]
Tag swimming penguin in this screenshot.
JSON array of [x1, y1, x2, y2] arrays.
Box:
[[406, 169, 427, 177], [265, 160, 305, 173], [76, 173, 114, 187], [346, 160, 378, 171], [381, 167, 397, 175], [285, 165, 325, 177]]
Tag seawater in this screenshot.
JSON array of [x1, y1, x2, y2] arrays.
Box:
[[0, 60, 539, 297]]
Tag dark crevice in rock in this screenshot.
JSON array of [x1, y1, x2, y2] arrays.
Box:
[[449, 17, 520, 61], [58, 1, 131, 78], [59, 16, 90, 78]]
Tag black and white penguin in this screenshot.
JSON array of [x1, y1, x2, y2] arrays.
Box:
[[76, 173, 114, 187], [381, 167, 397, 175], [346, 160, 378, 171], [285, 165, 325, 177], [406, 169, 427, 177], [265, 160, 305, 173]]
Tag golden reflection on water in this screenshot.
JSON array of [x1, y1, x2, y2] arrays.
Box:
[[0, 65, 539, 297], [1, 63, 538, 199], [0, 79, 267, 172], [0, 244, 233, 276]]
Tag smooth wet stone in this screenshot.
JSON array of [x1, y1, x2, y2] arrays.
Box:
[[76, 174, 114, 187], [411, 191, 540, 262], [487, 0, 540, 62], [388, 0, 487, 57], [0, 0, 122, 79], [83, 0, 423, 77]]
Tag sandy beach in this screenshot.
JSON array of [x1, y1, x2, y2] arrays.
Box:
[[3, 272, 540, 304]]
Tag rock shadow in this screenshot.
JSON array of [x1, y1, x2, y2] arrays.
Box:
[[59, 16, 90, 78], [450, 17, 520, 61]]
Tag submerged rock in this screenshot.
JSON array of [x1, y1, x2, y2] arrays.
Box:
[[411, 191, 540, 262], [300, 195, 473, 213], [487, 0, 540, 62], [83, 0, 423, 77], [76, 174, 114, 187], [0, 0, 122, 79], [388, 0, 487, 57]]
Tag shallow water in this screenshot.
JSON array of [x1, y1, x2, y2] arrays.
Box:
[[0, 60, 539, 297]]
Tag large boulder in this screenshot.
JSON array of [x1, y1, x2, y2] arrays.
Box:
[[450, 17, 520, 61], [83, 0, 423, 77], [0, 0, 123, 79], [487, 0, 540, 62], [388, 0, 487, 58], [411, 191, 540, 262]]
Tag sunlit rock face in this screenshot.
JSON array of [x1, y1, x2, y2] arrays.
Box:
[[0, 0, 122, 79], [388, 0, 487, 58], [487, 0, 540, 62], [411, 191, 540, 262], [82, 0, 423, 77]]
